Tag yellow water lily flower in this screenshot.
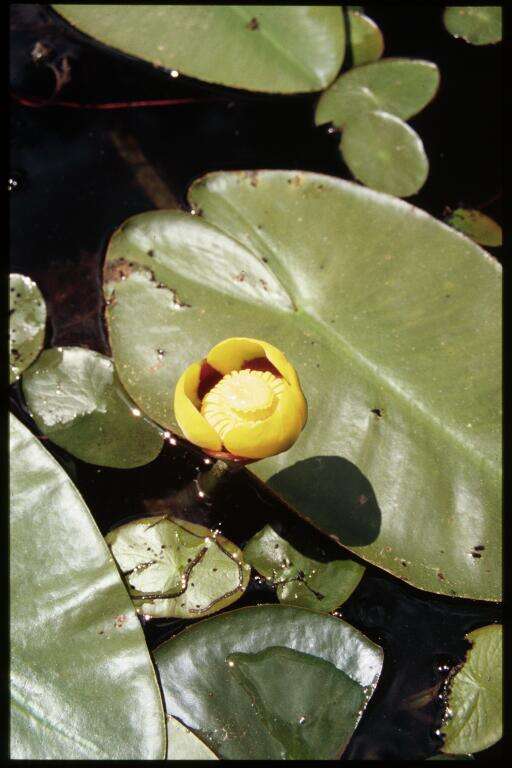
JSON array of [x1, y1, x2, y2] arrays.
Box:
[[174, 338, 307, 460]]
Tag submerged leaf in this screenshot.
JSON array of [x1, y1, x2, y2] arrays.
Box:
[[167, 716, 218, 760], [103, 171, 501, 601], [244, 524, 364, 612], [154, 604, 383, 759], [443, 7, 502, 46], [348, 10, 384, 67], [52, 5, 345, 94], [340, 110, 429, 197], [9, 274, 46, 384], [22, 347, 164, 468], [315, 58, 440, 129], [9, 414, 166, 759], [445, 209, 502, 247], [442, 624, 502, 754], [106, 516, 250, 619]]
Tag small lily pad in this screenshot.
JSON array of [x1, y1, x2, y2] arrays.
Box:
[[154, 604, 383, 759], [315, 58, 440, 129], [243, 525, 364, 612], [22, 347, 163, 468], [348, 11, 384, 67], [442, 624, 502, 754], [341, 110, 429, 197], [443, 7, 502, 46], [9, 274, 46, 384], [167, 716, 218, 760], [445, 209, 502, 247], [106, 516, 250, 619]]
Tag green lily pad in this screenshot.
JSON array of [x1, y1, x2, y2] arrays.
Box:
[[442, 624, 502, 754], [443, 7, 502, 46], [348, 11, 384, 67], [106, 516, 250, 619], [103, 170, 501, 601], [167, 716, 218, 760], [22, 347, 163, 468], [52, 5, 344, 94], [9, 413, 166, 759], [340, 110, 429, 197], [9, 274, 46, 384], [243, 524, 364, 612], [315, 58, 440, 129], [154, 605, 383, 759], [445, 209, 502, 247]]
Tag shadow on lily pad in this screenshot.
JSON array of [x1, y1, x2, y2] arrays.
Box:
[[268, 455, 381, 547]]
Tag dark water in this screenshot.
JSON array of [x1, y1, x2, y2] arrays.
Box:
[[9, 4, 503, 761]]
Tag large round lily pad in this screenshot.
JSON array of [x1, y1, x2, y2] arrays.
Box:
[[154, 604, 383, 759], [9, 414, 166, 759], [106, 516, 250, 619], [441, 624, 502, 754], [103, 170, 501, 602], [52, 5, 344, 94], [315, 58, 440, 128], [22, 347, 164, 468], [340, 110, 429, 197], [9, 273, 46, 384]]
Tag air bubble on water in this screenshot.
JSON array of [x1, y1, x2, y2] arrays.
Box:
[[327, 126, 336, 134], [227, 659, 235, 667], [198, 490, 206, 499], [170, 69, 179, 78], [169, 437, 177, 445], [132, 408, 141, 417], [204, 457, 212, 464], [298, 716, 306, 725]]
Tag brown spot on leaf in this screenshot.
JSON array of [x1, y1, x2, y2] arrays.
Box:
[[437, 572, 445, 580], [371, 408, 383, 417], [104, 257, 136, 284], [247, 17, 259, 30], [114, 614, 127, 629]]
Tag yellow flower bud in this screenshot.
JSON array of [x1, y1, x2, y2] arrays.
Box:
[[174, 338, 307, 460]]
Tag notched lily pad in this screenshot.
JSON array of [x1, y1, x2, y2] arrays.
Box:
[[9, 273, 46, 384], [443, 7, 502, 46], [445, 209, 502, 247], [52, 5, 345, 94], [243, 524, 364, 612], [441, 624, 502, 755], [154, 604, 383, 759], [315, 57, 440, 129], [341, 110, 429, 197], [348, 10, 384, 67], [22, 347, 163, 468], [106, 516, 250, 619], [167, 716, 218, 760]]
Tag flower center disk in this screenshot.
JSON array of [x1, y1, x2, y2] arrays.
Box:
[[201, 369, 285, 440]]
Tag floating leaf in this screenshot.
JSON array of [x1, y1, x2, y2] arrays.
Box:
[[9, 414, 166, 759], [52, 5, 344, 94], [103, 170, 501, 601], [9, 274, 46, 384], [167, 716, 218, 760], [445, 209, 502, 247], [442, 624, 502, 754], [315, 58, 440, 128], [106, 516, 250, 619], [443, 7, 502, 46], [243, 524, 364, 612], [22, 347, 163, 468], [154, 604, 383, 759], [341, 110, 429, 197], [348, 11, 384, 67]]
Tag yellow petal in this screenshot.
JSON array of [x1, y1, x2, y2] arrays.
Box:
[[206, 337, 267, 375], [174, 363, 223, 452], [222, 383, 306, 460]]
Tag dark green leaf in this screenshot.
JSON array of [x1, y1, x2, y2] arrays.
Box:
[[106, 516, 250, 619], [154, 604, 383, 759], [445, 209, 502, 247], [103, 171, 501, 601], [9, 414, 166, 759], [442, 624, 502, 754], [348, 11, 384, 67], [443, 7, 502, 45], [22, 347, 163, 468], [243, 524, 364, 612], [52, 5, 345, 94], [341, 110, 429, 197], [9, 273, 46, 384], [315, 58, 440, 129]]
